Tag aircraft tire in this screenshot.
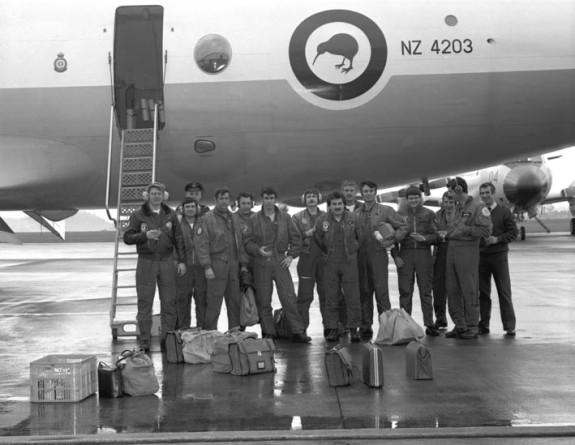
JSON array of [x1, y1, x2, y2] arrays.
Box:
[[570, 218, 575, 235], [112, 328, 118, 340], [520, 226, 526, 241]]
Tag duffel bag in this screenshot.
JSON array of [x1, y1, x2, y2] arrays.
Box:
[[211, 330, 258, 373], [182, 330, 223, 364]]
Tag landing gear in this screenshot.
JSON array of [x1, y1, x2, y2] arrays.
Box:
[[570, 218, 575, 235], [519, 226, 526, 241]]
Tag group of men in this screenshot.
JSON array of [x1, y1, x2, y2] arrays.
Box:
[[124, 177, 518, 352]]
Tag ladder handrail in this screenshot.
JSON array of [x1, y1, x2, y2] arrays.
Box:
[[105, 105, 116, 224], [152, 103, 158, 182]]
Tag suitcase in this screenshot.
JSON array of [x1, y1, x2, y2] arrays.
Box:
[[405, 340, 433, 380], [325, 345, 354, 387], [98, 361, 124, 398], [229, 338, 276, 376], [273, 309, 292, 338], [362, 342, 384, 388], [165, 327, 201, 364]]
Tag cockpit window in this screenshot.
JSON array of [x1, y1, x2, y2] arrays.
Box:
[[194, 34, 232, 74]]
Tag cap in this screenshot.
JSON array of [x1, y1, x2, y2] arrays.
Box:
[[185, 182, 203, 192], [404, 185, 421, 197]]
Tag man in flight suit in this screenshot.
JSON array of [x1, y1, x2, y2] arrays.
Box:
[[356, 180, 409, 339], [124, 182, 186, 352], [478, 182, 518, 336], [443, 177, 492, 339], [314, 192, 363, 343], [195, 187, 248, 331], [184, 182, 211, 217], [243, 186, 311, 343], [293, 187, 325, 334]]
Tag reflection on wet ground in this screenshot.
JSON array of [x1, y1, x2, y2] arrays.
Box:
[[0, 234, 574, 439]]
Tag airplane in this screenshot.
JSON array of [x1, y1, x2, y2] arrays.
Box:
[[376, 150, 575, 239], [1, 0, 575, 242]]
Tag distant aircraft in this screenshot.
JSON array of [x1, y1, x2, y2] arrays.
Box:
[[378, 151, 575, 239], [2, 1, 575, 242]]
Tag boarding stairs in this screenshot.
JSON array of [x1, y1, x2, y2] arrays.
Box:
[[108, 105, 160, 339]]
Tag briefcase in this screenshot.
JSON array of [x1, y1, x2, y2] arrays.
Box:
[[405, 341, 433, 380], [229, 338, 276, 376], [165, 327, 201, 364], [325, 345, 354, 387], [98, 362, 124, 398], [362, 342, 384, 388]]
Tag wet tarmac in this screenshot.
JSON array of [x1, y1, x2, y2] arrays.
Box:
[[0, 233, 574, 443]]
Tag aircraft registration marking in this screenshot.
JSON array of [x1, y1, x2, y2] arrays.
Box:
[[400, 39, 474, 56]]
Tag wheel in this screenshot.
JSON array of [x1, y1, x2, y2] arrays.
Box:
[[570, 218, 575, 235], [520, 226, 526, 241], [112, 328, 118, 340]]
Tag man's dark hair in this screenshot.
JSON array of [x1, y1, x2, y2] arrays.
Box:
[[327, 191, 345, 206], [236, 192, 254, 203], [479, 182, 496, 194], [214, 187, 231, 199], [181, 197, 198, 209], [260, 185, 277, 198], [360, 180, 378, 191]]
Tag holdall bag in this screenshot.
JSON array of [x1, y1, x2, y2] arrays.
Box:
[[98, 361, 124, 398], [240, 287, 259, 327], [211, 330, 258, 373], [229, 338, 276, 376], [362, 342, 384, 388], [273, 308, 292, 338], [117, 350, 159, 396], [325, 345, 354, 387], [182, 330, 224, 364], [165, 327, 201, 364], [405, 340, 433, 380], [375, 308, 425, 345]]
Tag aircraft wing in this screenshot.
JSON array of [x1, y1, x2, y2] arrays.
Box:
[[0, 217, 22, 245]]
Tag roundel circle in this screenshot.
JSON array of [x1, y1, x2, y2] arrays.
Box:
[[289, 10, 387, 101]]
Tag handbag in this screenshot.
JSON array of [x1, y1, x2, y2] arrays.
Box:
[[325, 345, 354, 387], [98, 361, 124, 398], [211, 330, 258, 373], [181, 330, 223, 364], [375, 308, 424, 345], [240, 287, 259, 327], [116, 349, 159, 396], [229, 338, 276, 376]]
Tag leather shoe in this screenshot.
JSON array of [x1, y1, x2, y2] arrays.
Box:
[[293, 333, 311, 343], [444, 328, 460, 338], [325, 329, 339, 343], [505, 329, 516, 336], [434, 320, 448, 330], [350, 328, 361, 343], [478, 325, 490, 334], [359, 327, 373, 339], [458, 329, 478, 339], [425, 326, 440, 336]]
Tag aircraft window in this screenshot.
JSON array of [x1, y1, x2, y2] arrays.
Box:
[[445, 15, 458, 26], [194, 34, 232, 74]]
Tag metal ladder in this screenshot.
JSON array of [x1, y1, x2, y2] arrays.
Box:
[[108, 106, 159, 339]]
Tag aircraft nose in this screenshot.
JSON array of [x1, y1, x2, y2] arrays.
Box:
[[503, 164, 551, 209]]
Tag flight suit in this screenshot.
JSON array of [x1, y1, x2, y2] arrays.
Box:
[[396, 204, 439, 328], [293, 208, 325, 330], [356, 202, 409, 331], [195, 207, 248, 331], [445, 197, 492, 334], [175, 214, 207, 329], [243, 207, 306, 337], [313, 211, 363, 329], [432, 207, 452, 327], [123, 202, 186, 345]]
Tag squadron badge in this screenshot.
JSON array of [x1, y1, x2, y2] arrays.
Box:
[[54, 53, 67, 73], [482, 207, 490, 217], [140, 223, 148, 233], [196, 225, 203, 236], [322, 221, 330, 232]]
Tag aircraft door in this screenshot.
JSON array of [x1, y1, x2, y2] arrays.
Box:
[[113, 6, 165, 130]]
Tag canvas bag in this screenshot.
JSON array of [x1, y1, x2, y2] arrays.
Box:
[[229, 338, 276, 376], [182, 330, 224, 364], [117, 350, 159, 396], [211, 330, 258, 373], [325, 345, 354, 387], [375, 308, 425, 345], [405, 340, 433, 380], [273, 308, 292, 338], [240, 287, 259, 327]]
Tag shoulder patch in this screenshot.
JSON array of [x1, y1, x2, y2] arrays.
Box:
[[322, 221, 330, 232], [196, 225, 203, 236], [482, 207, 490, 217], [140, 223, 147, 233]]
